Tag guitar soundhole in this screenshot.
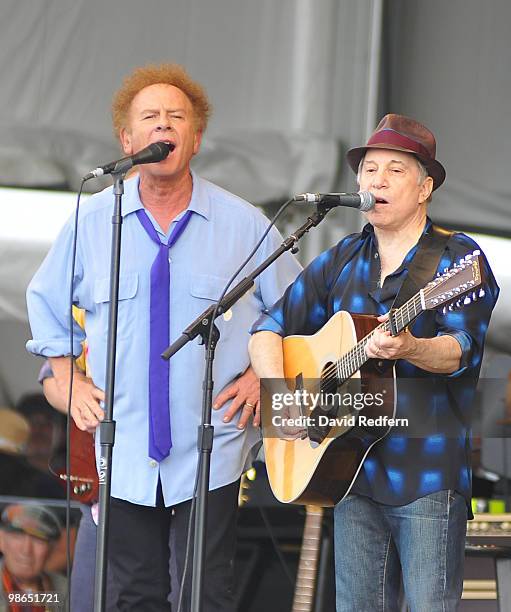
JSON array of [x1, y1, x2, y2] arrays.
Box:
[[320, 362, 338, 395]]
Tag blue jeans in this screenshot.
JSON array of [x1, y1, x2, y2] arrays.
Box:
[[334, 491, 467, 612], [71, 505, 118, 612]]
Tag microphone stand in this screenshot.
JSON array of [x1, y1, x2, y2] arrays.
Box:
[[162, 203, 335, 612], [93, 170, 125, 612]]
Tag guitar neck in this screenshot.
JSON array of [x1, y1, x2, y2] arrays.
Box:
[[317, 252, 483, 388], [292, 505, 324, 612], [337, 292, 424, 382]]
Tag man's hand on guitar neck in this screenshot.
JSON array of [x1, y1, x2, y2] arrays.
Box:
[[365, 313, 462, 374], [48, 357, 105, 433]]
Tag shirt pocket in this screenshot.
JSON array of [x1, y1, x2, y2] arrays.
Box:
[[189, 273, 234, 343], [93, 273, 139, 340]]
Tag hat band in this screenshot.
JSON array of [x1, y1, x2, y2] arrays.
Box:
[[367, 129, 432, 160]]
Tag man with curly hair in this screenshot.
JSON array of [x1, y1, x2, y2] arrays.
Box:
[[27, 63, 300, 611]]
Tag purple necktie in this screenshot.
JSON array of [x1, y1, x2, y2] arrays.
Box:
[[136, 208, 193, 461]]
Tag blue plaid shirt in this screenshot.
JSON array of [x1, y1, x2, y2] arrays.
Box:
[[251, 219, 499, 509]]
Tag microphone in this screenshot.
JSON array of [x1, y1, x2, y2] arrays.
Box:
[[83, 141, 175, 181], [294, 191, 375, 211]]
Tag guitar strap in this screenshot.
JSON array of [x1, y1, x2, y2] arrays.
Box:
[[390, 223, 454, 310], [389, 223, 474, 497]]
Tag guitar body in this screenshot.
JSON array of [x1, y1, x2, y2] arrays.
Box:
[[262, 311, 396, 507], [52, 421, 98, 504]]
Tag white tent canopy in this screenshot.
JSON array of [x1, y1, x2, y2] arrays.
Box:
[[1, 0, 510, 233]]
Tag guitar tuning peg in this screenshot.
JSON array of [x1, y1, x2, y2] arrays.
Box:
[[472, 291, 477, 301], [455, 300, 461, 308], [465, 254, 473, 261], [443, 267, 449, 273], [459, 257, 465, 264], [448, 304, 454, 311], [478, 288, 485, 298], [473, 250, 481, 256], [463, 296, 471, 305]]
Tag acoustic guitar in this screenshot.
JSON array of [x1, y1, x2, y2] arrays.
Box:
[[262, 252, 484, 507]]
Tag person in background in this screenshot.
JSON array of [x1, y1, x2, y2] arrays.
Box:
[[16, 393, 66, 477], [0, 404, 75, 579], [0, 408, 30, 498], [0, 408, 63, 500], [0, 504, 67, 611]]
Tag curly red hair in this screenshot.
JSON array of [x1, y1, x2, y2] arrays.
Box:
[[112, 63, 211, 138]]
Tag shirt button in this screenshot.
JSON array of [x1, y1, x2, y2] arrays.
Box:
[[374, 252, 379, 259], [377, 360, 384, 367], [149, 460, 158, 468]]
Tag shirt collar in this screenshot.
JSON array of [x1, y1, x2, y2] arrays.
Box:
[[364, 217, 433, 279], [361, 218, 433, 239], [120, 169, 211, 221]]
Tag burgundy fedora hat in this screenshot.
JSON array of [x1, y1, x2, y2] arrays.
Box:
[[346, 113, 446, 190]]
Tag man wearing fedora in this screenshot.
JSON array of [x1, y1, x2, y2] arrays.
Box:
[[249, 114, 499, 609]]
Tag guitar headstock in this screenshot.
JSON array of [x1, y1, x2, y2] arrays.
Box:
[[423, 251, 484, 313]]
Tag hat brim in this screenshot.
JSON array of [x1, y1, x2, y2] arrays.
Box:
[[346, 144, 446, 191], [1, 505, 62, 541], [2, 524, 54, 542]]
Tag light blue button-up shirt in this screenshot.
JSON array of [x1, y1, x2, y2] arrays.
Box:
[[26, 172, 301, 506]]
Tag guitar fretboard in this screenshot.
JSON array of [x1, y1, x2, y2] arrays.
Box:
[[319, 253, 481, 393], [322, 293, 424, 390], [292, 506, 324, 612]]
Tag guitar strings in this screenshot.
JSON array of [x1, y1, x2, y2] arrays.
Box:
[[324, 296, 421, 384], [323, 261, 477, 386], [321, 292, 422, 387], [320, 270, 462, 386]]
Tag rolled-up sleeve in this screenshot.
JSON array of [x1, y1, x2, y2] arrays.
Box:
[[435, 247, 499, 378], [254, 224, 302, 316], [26, 217, 85, 358], [251, 243, 344, 337]]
